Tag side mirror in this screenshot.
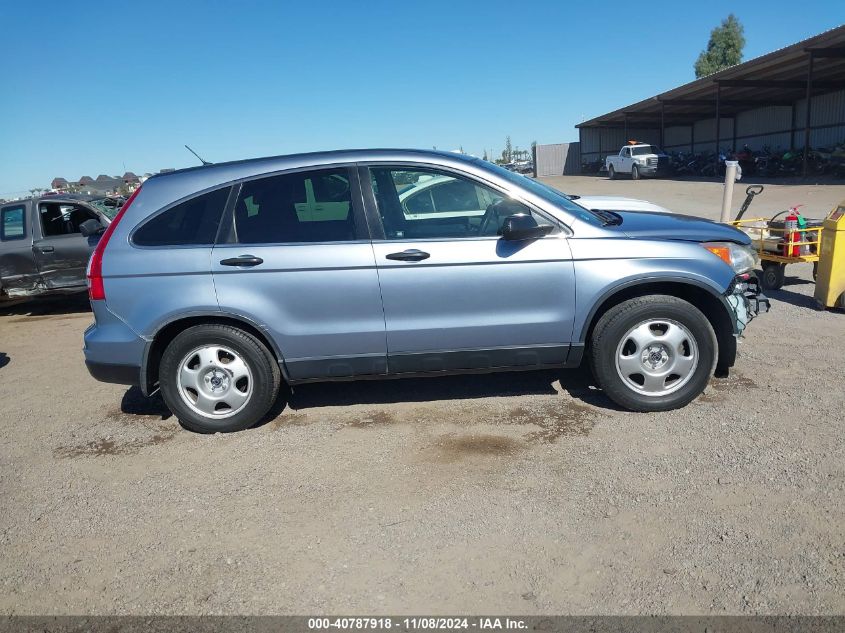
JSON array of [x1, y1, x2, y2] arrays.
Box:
[[80, 218, 106, 238], [501, 214, 553, 241]]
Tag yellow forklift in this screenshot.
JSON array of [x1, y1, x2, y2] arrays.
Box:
[[813, 202, 845, 309]]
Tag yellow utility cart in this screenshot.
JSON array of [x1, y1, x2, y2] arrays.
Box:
[[732, 215, 824, 290]]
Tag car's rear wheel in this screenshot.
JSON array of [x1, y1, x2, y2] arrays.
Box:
[[608, 165, 616, 180], [631, 164, 640, 180], [159, 324, 280, 433], [589, 295, 717, 412]]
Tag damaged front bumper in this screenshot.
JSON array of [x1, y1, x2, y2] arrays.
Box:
[[727, 273, 770, 335]]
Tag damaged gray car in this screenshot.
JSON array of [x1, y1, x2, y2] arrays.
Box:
[[0, 194, 112, 300]]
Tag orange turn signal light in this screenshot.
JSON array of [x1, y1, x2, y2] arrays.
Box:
[[704, 244, 732, 265]]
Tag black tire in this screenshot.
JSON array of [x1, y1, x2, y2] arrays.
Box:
[[159, 324, 281, 433], [760, 262, 785, 290], [589, 295, 717, 412], [631, 164, 640, 180], [608, 165, 616, 180]]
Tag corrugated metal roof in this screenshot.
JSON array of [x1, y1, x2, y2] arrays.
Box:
[[577, 24, 845, 128]]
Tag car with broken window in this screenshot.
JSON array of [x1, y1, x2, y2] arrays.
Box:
[[0, 195, 111, 300], [82, 149, 768, 433]]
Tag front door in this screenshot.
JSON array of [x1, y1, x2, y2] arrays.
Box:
[[0, 202, 40, 295], [32, 201, 102, 288], [619, 147, 632, 172], [211, 166, 387, 381], [363, 165, 576, 374]]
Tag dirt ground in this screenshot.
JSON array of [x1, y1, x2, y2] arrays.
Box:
[[1, 177, 844, 615]]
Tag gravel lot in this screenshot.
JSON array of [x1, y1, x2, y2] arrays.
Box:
[[1, 177, 843, 615]]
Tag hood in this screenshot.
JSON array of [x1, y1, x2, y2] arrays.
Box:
[[574, 195, 670, 214], [607, 211, 752, 245]]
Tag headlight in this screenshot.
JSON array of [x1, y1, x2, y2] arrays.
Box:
[[702, 242, 758, 274]]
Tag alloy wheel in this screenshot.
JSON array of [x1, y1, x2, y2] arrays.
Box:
[[614, 319, 699, 396], [177, 345, 253, 418]]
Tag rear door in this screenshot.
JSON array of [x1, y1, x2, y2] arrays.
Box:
[[211, 166, 387, 381], [362, 164, 576, 374], [32, 200, 103, 288]]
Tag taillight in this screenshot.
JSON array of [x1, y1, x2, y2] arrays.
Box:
[[87, 187, 141, 301]]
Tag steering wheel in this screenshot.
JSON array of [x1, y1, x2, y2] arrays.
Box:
[[478, 199, 524, 236]]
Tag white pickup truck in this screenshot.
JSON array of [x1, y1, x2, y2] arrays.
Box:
[[606, 143, 670, 180]]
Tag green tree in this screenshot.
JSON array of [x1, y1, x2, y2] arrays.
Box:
[[502, 135, 513, 162], [694, 14, 745, 78]]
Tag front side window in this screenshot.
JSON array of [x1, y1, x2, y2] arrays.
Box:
[[370, 167, 548, 240], [400, 176, 485, 218], [133, 187, 230, 246], [1, 205, 25, 240], [235, 168, 355, 244], [479, 161, 604, 226], [39, 203, 99, 237]]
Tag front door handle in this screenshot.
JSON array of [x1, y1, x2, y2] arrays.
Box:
[[220, 255, 264, 267], [385, 249, 430, 262], [35, 245, 54, 253]]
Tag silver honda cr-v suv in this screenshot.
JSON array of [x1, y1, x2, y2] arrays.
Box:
[[83, 149, 767, 432]]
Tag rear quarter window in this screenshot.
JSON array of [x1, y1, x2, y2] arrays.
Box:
[[1, 205, 26, 240], [133, 187, 230, 247]]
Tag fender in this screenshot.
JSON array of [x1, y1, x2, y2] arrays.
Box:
[[575, 273, 736, 345], [140, 309, 291, 395]]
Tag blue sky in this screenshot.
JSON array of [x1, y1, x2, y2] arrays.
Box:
[[0, 0, 841, 197]]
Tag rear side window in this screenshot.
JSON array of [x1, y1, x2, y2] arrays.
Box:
[[133, 187, 230, 246], [1, 205, 25, 240], [234, 168, 356, 244]]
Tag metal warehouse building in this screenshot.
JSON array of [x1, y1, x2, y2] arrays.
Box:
[[576, 24, 845, 177]]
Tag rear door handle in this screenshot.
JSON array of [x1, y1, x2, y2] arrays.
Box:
[[35, 245, 54, 253], [220, 255, 264, 267], [385, 249, 430, 262]]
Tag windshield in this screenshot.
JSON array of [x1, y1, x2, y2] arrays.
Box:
[[88, 198, 123, 219], [631, 145, 660, 156], [478, 161, 604, 226]]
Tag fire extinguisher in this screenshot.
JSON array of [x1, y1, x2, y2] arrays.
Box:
[[782, 205, 803, 257]]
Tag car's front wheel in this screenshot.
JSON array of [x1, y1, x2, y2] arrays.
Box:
[[631, 164, 640, 180], [159, 324, 281, 433], [589, 295, 717, 412]]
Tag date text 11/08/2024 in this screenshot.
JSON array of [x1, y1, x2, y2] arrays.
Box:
[[307, 617, 528, 630]]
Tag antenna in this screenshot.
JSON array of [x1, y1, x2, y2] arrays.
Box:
[[185, 145, 212, 165]]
